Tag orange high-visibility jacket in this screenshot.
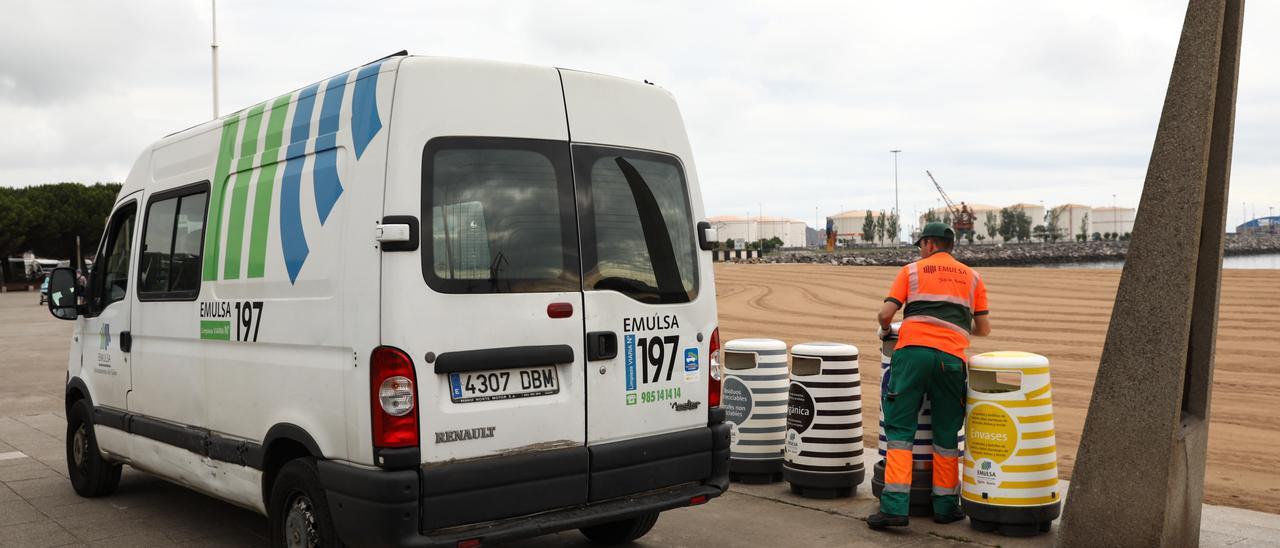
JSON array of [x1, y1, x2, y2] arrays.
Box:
[[885, 252, 988, 360]]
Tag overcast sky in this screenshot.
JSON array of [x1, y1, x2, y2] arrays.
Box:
[[2, 1, 1275, 231]]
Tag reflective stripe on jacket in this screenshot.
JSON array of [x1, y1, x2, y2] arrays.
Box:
[[885, 252, 988, 359]]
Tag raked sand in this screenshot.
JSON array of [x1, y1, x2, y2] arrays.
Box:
[[713, 263, 1280, 514]]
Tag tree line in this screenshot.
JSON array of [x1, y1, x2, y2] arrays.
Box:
[[0, 183, 121, 280], [919, 206, 1132, 244], [859, 210, 900, 247]]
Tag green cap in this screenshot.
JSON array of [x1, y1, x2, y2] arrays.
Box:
[[915, 222, 955, 246]]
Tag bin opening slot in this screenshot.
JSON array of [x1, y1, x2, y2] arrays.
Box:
[[723, 351, 758, 371], [791, 356, 822, 376], [969, 369, 1022, 394]]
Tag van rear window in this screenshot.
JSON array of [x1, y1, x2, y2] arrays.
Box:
[[421, 138, 580, 294], [575, 146, 698, 304]]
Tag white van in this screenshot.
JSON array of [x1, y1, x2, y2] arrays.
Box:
[[46, 52, 729, 547]]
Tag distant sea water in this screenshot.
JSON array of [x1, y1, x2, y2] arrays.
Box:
[[1040, 252, 1280, 270]]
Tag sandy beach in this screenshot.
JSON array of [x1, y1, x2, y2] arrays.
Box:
[[714, 263, 1280, 513]]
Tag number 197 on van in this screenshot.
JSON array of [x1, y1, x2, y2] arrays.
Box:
[[448, 367, 559, 403]]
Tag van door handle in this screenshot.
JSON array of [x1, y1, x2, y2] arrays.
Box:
[[377, 215, 419, 252], [434, 345, 573, 374], [587, 332, 617, 361], [120, 331, 132, 353]]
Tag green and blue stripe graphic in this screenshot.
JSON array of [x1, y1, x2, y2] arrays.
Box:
[[203, 60, 388, 285], [313, 73, 348, 225], [280, 82, 320, 283]]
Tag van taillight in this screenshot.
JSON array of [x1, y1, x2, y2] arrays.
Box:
[[709, 328, 722, 408], [371, 346, 419, 448]]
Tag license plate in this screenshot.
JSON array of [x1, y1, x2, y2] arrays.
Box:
[[448, 367, 560, 403]]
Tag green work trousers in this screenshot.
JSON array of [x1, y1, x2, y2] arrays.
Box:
[[881, 345, 967, 516]]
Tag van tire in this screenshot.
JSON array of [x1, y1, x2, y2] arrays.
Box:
[[66, 400, 122, 497], [268, 458, 344, 548], [579, 512, 659, 545]]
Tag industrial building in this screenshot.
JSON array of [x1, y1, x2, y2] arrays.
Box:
[[825, 210, 869, 244], [1008, 203, 1048, 234], [706, 215, 809, 248], [952, 203, 999, 239], [1091, 206, 1137, 237], [1236, 216, 1279, 235], [916, 203, 1137, 242], [824, 209, 914, 246], [917, 203, 999, 240], [1054, 204, 1094, 240]]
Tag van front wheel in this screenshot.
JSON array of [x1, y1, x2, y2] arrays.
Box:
[[269, 458, 343, 548], [579, 512, 659, 545], [66, 400, 121, 497]]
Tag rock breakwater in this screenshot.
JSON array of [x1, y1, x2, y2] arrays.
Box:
[[738, 234, 1280, 267]]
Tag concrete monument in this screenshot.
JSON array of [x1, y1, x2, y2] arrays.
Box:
[[1056, 1, 1243, 546]]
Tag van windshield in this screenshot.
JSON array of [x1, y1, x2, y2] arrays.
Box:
[[575, 145, 698, 304]]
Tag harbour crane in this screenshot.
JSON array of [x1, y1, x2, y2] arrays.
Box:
[[926, 170, 975, 235]]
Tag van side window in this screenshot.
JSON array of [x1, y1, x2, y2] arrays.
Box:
[[94, 203, 137, 311], [575, 146, 699, 304], [422, 138, 579, 294], [139, 183, 209, 300]]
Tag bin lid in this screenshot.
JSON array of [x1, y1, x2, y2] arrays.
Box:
[[790, 341, 858, 358], [969, 351, 1049, 370], [723, 338, 787, 352]]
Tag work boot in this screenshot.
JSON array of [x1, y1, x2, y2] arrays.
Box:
[[932, 509, 966, 524], [867, 512, 909, 529]]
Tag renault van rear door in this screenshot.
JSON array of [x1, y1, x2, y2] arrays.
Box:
[[561, 70, 718, 500], [380, 58, 589, 529]]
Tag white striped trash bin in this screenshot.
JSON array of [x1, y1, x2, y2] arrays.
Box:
[[722, 338, 789, 483], [783, 342, 864, 498], [871, 323, 966, 517], [962, 351, 1061, 537]]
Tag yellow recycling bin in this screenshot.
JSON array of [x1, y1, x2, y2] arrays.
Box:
[[962, 351, 1060, 537]]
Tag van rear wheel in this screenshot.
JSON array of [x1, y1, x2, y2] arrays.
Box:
[[579, 512, 659, 545], [66, 400, 122, 497], [269, 458, 343, 548]]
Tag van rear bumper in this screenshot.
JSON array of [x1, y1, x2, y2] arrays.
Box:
[[319, 411, 730, 547]]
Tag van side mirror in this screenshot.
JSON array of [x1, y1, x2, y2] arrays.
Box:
[[46, 267, 79, 321], [696, 221, 715, 251]]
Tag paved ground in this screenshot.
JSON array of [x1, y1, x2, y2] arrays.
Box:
[[1, 290, 1276, 547]]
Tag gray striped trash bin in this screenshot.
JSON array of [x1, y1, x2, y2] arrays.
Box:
[[871, 323, 966, 516], [783, 342, 864, 498], [723, 338, 789, 483]]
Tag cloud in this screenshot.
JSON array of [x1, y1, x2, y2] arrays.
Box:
[[1, 0, 1275, 231]]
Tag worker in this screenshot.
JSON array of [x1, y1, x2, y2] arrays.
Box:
[[868, 222, 991, 529]]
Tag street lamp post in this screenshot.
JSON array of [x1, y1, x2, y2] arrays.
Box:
[[211, 0, 220, 118], [891, 149, 901, 242], [1112, 193, 1118, 235]]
